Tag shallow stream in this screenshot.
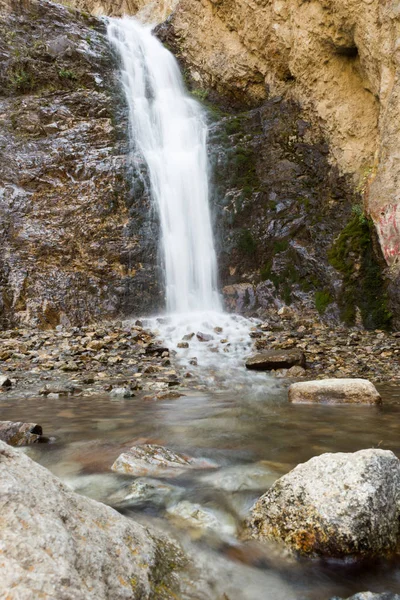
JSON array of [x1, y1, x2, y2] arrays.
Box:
[[3, 381, 400, 599]]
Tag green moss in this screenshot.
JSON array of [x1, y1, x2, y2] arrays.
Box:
[[315, 290, 332, 314], [192, 88, 208, 102], [328, 211, 392, 329], [273, 239, 289, 254], [8, 68, 34, 92], [58, 68, 77, 80], [238, 229, 257, 255]]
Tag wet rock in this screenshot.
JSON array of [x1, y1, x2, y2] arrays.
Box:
[[289, 378, 382, 405], [286, 365, 306, 377], [246, 349, 306, 371], [110, 477, 184, 508], [39, 384, 76, 396], [0, 440, 223, 599], [182, 333, 195, 341], [111, 444, 217, 478], [200, 463, 279, 492], [109, 386, 134, 398], [247, 449, 400, 559], [196, 332, 213, 342], [166, 500, 237, 537], [0, 375, 12, 388], [332, 594, 400, 600], [177, 342, 189, 348], [0, 421, 43, 446]]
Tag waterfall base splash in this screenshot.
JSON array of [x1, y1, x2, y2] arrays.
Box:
[[142, 311, 279, 394]]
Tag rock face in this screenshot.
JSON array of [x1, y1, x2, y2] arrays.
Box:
[[289, 378, 382, 405], [111, 443, 216, 477], [246, 349, 305, 371], [247, 449, 400, 559], [0, 0, 161, 329], [0, 440, 218, 599], [156, 0, 400, 315]]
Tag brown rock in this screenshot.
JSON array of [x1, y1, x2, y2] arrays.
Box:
[[246, 349, 306, 371]]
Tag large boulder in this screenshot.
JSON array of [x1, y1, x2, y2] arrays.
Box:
[[245, 349, 306, 371], [246, 449, 400, 559], [289, 379, 381, 405], [0, 441, 296, 600]]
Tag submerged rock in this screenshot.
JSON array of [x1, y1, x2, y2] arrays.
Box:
[[166, 500, 237, 537], [0, 421, 43, 446], [111, 444, 216, 477], [246, 449, 400, 559], [109, 477, 184, 508], [200, 463, 280, 492], [289, 378, 381, 405], [246, 349, 306, 371]]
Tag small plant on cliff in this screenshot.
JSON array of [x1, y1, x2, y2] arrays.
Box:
[[8, 68, 34, 92], [238, 229, 257, 255], [328, 210, 392, 329], [58, 68, 77, 80], [315, 290, 332, 315]]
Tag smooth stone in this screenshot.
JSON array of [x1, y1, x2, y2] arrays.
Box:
[[200, 463, 280, 492], [166, 500, 237, 537], [246, 449, 400, 558], [196, 332, 213, 342], [177, 342, 189, 348], [289, 378, 381, 405], [0, 421, 43, 446], [246, 349, 305, 371], [109, 477, 184, 508], [109, 386, 134, 398], [111, 444, 217, 478]]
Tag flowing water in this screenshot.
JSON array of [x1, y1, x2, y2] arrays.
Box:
[[107, 17, 221, 314], [3, 16, 400, 600]]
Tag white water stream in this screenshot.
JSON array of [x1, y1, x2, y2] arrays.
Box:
[[107, 18, 272, 388], [107, 18, 220, 314]]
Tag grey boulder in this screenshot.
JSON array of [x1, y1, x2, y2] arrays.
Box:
[[246, 449, 400, 559]]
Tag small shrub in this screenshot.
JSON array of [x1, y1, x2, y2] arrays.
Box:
[[238, 229, 257, 255], [58, 68, 77, 80], [315, 290, 332, 314]]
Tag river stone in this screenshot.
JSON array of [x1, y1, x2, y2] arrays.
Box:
[[0, 375, 12, 387], [166, 500, 237, 537], [0, 441, 215, 599], [288, 378, 381, 405], [332, 594, 400, 600], [245, 349, 305, 371], [111, 444, 216, 477], [246, 449, 400, 558], [109, 477, 184, 508], [0, 421, 43, 446], [200, 463, 280, 492]]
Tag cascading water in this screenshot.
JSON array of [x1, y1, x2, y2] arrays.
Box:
[[107, 18, 221, 314], [107, 18, 272, 389]]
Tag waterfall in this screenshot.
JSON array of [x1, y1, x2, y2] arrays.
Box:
[[107, 18, 221, 314]]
